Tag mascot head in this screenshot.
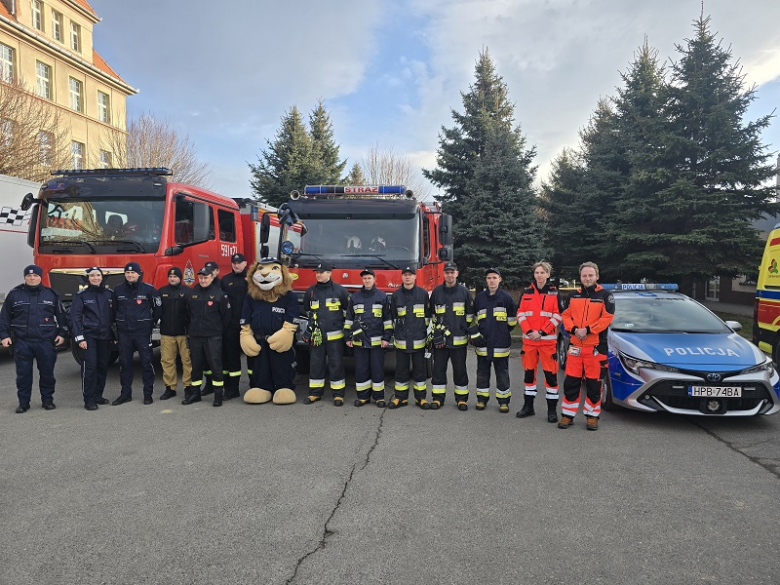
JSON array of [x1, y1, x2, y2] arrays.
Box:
[[247, 258, 295, 302]]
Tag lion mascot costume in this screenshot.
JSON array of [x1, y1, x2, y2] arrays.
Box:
[[240, 258, 299, 404]]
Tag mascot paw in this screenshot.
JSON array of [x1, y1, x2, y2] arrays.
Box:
[[268, 321, 297, 353], [240, 325, 261, 357], [243, 388, 273, 404], [272, 388, 297, 404]]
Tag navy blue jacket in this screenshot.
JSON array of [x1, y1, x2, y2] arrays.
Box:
[[240, 291, 299, 339], [474, 287, 518, 353], [186, 282, 231, 337], [221, 270, 248, 330], [158, 283, 190, 336], [70, 284, 114, 341], [0, 283, 67, 342], [112, 280, 162, 336]]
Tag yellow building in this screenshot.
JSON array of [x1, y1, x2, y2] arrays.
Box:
[[0, 0, 136, 169]]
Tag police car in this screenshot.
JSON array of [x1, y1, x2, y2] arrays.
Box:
[[561, 284, 780, 416]]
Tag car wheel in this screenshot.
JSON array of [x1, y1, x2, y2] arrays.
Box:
[[557, 336, 568, 369], [70, 340, 83, 366], [602, 373, 620, 411]]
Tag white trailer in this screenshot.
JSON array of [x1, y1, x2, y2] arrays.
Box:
[[0, 173, 39, 303]]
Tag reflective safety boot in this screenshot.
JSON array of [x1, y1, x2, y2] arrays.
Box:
[[213, 390, 223, 407], [558, 415, 574, 429], [586, 416, 599, 431]]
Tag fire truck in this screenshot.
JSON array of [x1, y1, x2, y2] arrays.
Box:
[[21, 167, 300, 361], [284, 184, 453, 295]]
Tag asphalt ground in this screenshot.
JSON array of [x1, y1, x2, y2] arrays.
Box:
[[2, 343, 779, 585]]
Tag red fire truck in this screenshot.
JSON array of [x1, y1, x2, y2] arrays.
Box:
[[284, 184, 453, 296], [21, 168, 300, 360]]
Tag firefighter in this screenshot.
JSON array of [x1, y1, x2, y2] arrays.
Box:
[[158, 267, 192, 401], [516, 261, 563, 422], [183, 266, 231, 406], [302, 263, 351, 406], [112, 262, 162, 406], [471, 267, 517, 413], [0, 265, 67, 413], [69, 267, 114, 410], [221, 253, 248, 400], [199, 260, 222, 396], [345, 268, 392, 407], [389, 266, 431, 409], [559, 261, 614, 431], [429, 262, 474, 411]]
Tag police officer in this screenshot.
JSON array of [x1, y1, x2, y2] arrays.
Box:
[[345, 268, 392, 407], [389, 266, 431, 409], [471, 267, 518, 413], [221, 253, 248, 400], [430, 262, 474, 411], [183, 266, 231, 406], [112, 261, 162, 406], [69, 267, 114, 410], [0, 265, 66, 412], [559, 261, 614, 431], [303, 263, 350, 406], [200, 260, 222, 395], [158, 267, 192, 400]]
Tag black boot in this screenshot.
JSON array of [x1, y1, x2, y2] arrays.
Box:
[[516, 395, 535, 418], [546, 399, 559, 423], [182, 387, 201, 405], [181, 388, 192, 405], [160, 386, 177, 400], [223, 378, 240, 401], [200, 377, 213, 396], [213, 390, 223, 407]]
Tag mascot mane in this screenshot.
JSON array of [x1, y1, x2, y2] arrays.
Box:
[[247, 260, 295, 301]]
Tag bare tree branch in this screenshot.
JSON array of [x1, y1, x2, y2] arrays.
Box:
[[359, 143, 432, 199]]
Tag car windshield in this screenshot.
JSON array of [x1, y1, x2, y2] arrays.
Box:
[[611, 295, 731, 334], [38, 198, 165, 254], [292, 216, 419, 269]]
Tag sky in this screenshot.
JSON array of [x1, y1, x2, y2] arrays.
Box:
[[88, 0, 780, 199]]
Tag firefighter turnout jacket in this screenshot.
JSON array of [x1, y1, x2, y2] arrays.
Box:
[[430, 282, 474, 348], [221, 269, 248, 329], [390, 285, 430, 352], [186, 282, 231, 336], [0, 283, 67, 342], [112, 280, 162, 336], [516, 282, 562, 344], [561, 284, 615, 350], [474, 287, 518, 358], [345, 286, 393, 347], [303, 280, 350, 342], [70, 283, 114, 342], [158, 283, 190, 336]]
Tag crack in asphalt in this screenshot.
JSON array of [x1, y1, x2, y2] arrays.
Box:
[[285, 407, 387, 584], [689, 419, 780, 481]]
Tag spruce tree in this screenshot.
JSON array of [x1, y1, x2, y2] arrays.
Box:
[[309, 100, 347, 184]]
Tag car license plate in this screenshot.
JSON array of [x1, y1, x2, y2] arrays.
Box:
[[688, 386, 742, 398]]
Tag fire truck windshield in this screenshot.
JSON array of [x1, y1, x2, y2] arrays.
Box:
[[293, 216, 419, 269], [38, 198, 165, 254]]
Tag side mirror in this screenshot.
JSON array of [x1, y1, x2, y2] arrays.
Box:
[[20, 192, 35, 211], [439, 214, 453, 246], [438, 247, 451, 261], [164, 246, 183, 256], [27, 202, 39, 249], [260, 212, 271, 244]]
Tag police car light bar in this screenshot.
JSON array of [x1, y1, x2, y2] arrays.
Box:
[[51, 168, 173, 177], [602, 283, 679, 291]]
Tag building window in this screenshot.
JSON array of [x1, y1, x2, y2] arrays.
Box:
[[39, 131, 53, 165], [0, 43, 13, 82], [70, 22, 81, 53], [99, 150, 112, 168], [36, 61, 51, 100], [71, 141, 84, 170], [52, 10, 62, 42], [97, 91, 110, 123], [32, 1, 43, 31], [69, 78, 82, 112]]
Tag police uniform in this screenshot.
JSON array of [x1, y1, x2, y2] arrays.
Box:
[[158, 267, 192, 400], [69, 267, 114, 409], [516, 280, 563, 421], [220, 254, 248, 400], [240, 284, 299, 394], [112, 261, 162, 405], [560, 283, 614, 428], [429, 262, 474, 410], [0, 265, 67, 412], [389, 267, 431, 409], [303, 263, 350, 404], [184, 267, 231, 406], [345, 268, 393, 406], [473, 269, 518, 411]]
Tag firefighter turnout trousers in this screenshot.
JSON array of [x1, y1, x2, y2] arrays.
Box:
[[309, 340, 346, 398], [562, 346, 604, 419], [521, 342, 559, 400], [476, 355, 510, 406], [222, 326, 242, 393], [354, 346, 386, 402], [160, 334, 192, 389], [431, 347, 469, 405], [394, 350, 427, 403], [188, 335, 223, 393]]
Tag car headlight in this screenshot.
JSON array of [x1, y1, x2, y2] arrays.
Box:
[[740, 356, 775, 376], [619, 352, 680, 375]]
